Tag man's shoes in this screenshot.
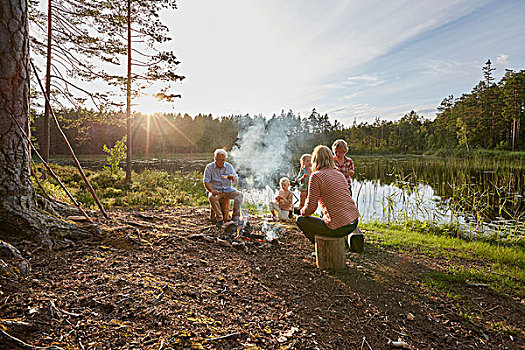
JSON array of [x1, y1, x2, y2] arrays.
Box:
[[293, 207, 301, 215], [348, 232, 364, 253], [215, 220, 224, 228]]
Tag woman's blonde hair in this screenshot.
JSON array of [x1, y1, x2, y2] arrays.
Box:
[[332, 139, 348, 154], [312, 145, 335, 171], [299, 154, 311, 168]]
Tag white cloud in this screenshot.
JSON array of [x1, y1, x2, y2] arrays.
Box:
[[495, 54, 509, 64], [417, 59, 465, 76], [344, 76, 386, 87], [344, 92, 362, 99]]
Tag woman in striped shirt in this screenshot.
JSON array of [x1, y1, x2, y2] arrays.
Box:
[[297, 145, 360, 248]]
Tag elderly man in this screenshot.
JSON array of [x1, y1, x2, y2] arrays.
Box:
[[203, 149, 244, 227]]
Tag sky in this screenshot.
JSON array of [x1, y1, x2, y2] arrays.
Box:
[[132, 0, 525, 126]]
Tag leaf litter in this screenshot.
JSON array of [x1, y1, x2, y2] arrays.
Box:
[[0, 206, 523, 349]]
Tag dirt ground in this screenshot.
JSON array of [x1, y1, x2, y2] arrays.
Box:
[[1, 207, 523, 349]]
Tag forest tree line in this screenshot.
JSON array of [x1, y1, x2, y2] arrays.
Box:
[[32, 63, 525, 156]]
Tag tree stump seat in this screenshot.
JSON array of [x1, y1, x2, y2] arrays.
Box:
[[314, 235, 346, 271], [209, 197, 232, 223]]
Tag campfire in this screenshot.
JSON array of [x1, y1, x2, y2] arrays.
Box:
[[223, 211, 282, 244], [235, 221, 280, 242]]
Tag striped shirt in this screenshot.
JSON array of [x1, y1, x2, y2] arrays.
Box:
[[301, 167, 359, 230], [334, 155, 354, 186]]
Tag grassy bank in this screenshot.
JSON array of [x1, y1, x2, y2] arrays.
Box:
[[362, 222, 524, 298]]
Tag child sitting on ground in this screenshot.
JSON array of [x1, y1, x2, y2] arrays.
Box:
[[270, 177, 293, 221], [294, 154, 312, 214]]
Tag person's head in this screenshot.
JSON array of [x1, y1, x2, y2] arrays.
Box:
[[300, 154, 312, 168], [332, 139, 348, 159], [311, 145, 335, 172], [279, 177, 290, 190], [214, 149, 227, 168]]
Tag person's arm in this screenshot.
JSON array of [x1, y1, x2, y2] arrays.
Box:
[[295, 169, 301, 183], [204, 182, 218, 195], [228, 175, 238, 185], [347, 158, 355, 176], [296, 168, 305, 182], [300, 174, 320, 216], [227, 164, 239, 185], [203, 165, 219, 195]]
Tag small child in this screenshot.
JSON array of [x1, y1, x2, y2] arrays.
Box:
[[295, 154, 312, 212], [270, 177, 293, 221]]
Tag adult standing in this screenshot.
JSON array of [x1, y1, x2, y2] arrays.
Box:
[[203, 149, 243, 227], [296, 145, 361, 251], [332, 139, 354, 196]]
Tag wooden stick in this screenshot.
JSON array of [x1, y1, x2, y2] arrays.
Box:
[[0, 328, 64, 350], [30, 165, 52, 201], [205, 333, 240, 342], [30, 60, 109, 219], [0, 319, 32, 328]]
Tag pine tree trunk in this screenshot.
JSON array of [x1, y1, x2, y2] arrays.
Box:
[[43, 0, 52, 162], [0, 0, 45, 236], [125, 0, 132, 183], [0, 0, 90, 241]]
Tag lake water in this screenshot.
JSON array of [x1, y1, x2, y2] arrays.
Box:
[[60, 154, 525, 238], [351, 156, 524, 239]]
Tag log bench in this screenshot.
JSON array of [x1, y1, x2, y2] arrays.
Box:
[[314, 235, 346, 270], [209, 197, 232, 224]]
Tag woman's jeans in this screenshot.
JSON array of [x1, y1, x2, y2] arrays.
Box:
[[296, 216, 358, 244]]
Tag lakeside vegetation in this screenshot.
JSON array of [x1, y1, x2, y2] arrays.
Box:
[[34, 164, 207, 209], [34, 161, 524, 248], [354, 154, 525, 236]]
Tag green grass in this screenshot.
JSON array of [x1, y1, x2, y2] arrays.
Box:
[[363, 221, 523, 337], [33, 164, 208, 209], [362, 222, 525, 297]]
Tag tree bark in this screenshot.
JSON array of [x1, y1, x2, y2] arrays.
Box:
[[125, 0, 132, 183], [0, 0, 44, 236], [314, 236, 346, 271], [43, 0, 52, 161]]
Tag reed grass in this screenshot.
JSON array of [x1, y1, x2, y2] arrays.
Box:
[[375, 164, 525, 241]]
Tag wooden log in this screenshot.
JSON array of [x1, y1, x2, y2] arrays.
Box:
[[314, 235, 346, 270], [209, 198, 231, 223]]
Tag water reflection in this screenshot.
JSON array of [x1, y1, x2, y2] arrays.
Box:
[[353, 156, 525, 238]]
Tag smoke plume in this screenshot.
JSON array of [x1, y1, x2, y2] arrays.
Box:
[[230, 117, 293, 189]]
